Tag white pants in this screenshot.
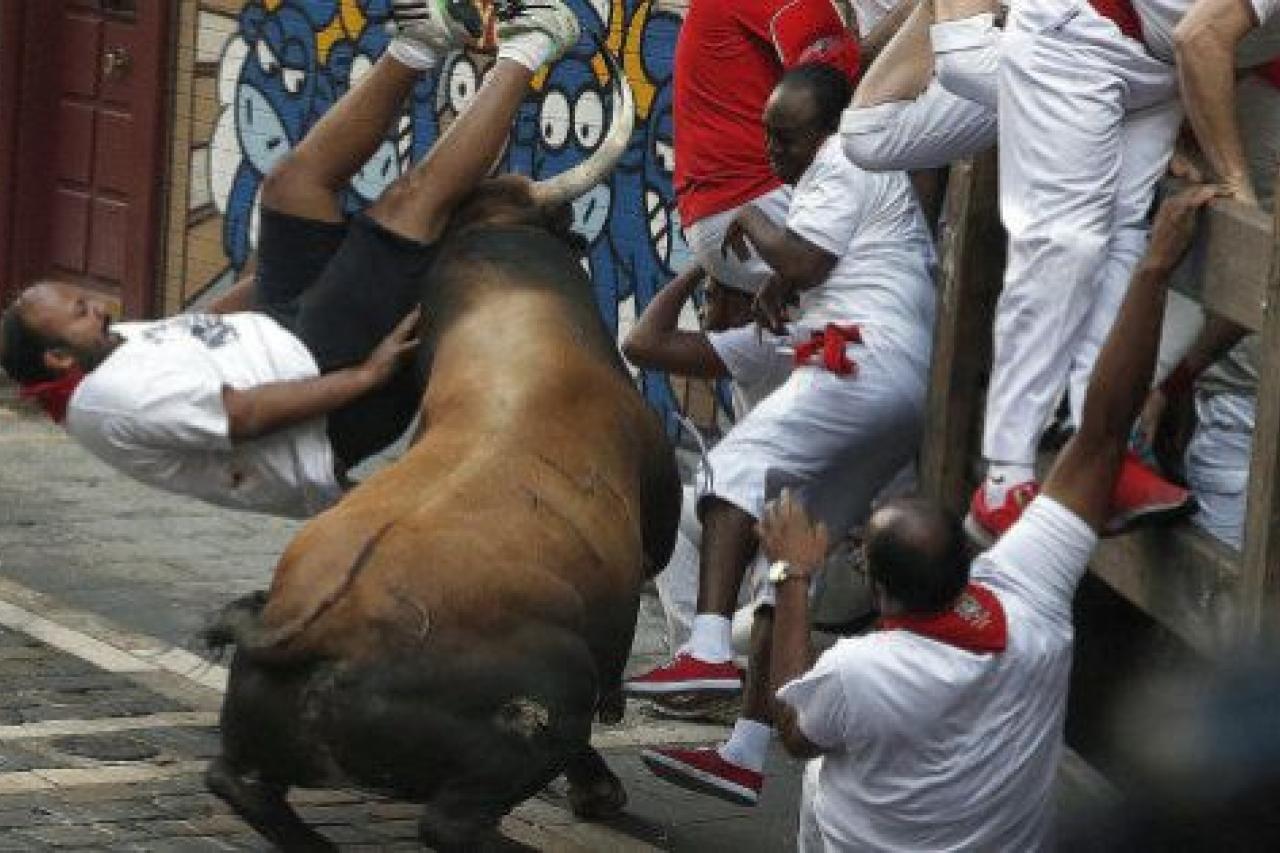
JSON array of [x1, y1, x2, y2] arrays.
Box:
[[840, 16, 999, 171], [1186, 392, 1255, 551], [797, 758, 825, 853], [700, 340, 929, 534], [684, 186, 792, 294], [985, 3, 1182, 464]]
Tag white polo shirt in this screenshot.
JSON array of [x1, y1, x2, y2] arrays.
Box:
[[786, 136, 936, 357], [66, 313, 343, 519], [778, 497, 1098, 852]]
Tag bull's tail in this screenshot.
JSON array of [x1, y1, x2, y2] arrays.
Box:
[[201, 591, 310, 667]]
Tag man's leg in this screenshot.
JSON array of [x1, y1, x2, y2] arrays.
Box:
[[840, 1, 996, 172], [970, 16, 1126, 543]]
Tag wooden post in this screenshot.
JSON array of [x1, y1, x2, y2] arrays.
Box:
[[919, 150, 1004, 513], [1239, 178, 1280, 641]]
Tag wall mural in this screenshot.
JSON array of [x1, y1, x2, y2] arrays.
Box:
[[199, 0, 724, 434]]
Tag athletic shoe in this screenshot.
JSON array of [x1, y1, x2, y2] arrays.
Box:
[[964, 479, 1041, 547], [641, 746, 763, 807], [494, 0, 581, 69], [1105, 451, 1195, 535], [623, 653, 742, 696], [390, 0, 482, 52]]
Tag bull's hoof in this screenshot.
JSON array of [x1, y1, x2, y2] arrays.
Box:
[[567, 765, 627, 821], [205, 758, 336, 852], [596, 687, 625, 724]]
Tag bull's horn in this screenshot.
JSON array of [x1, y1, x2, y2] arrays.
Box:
[[531, 32, 635, 208]]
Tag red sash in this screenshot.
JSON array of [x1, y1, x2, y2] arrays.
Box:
[[792, 324, 862, 376], [1088, 0, 1145, 43], [879, 583, 1008, 654], [19, 369, 85, 424]]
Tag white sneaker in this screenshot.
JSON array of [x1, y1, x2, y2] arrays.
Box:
[[390, 0, 481, 54], [494, 0, 581, 70]]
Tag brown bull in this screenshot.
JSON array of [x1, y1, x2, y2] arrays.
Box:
[[202, 54, 680, 851]]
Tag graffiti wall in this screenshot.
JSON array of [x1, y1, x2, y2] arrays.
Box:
[[171, 0, 724, 433]]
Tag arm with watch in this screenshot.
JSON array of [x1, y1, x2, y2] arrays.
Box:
[[758, 489, 831, 760]]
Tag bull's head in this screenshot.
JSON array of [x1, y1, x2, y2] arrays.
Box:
[[530, 29, 635, 209], [448, 30, 635, 243]]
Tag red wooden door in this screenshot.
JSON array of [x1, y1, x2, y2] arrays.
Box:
[[6, 0, 170, 318]]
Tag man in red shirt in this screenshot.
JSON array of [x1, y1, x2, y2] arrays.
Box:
[[674, 0, 860, 297]]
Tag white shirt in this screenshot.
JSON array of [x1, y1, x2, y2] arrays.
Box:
[[707, 325, 793, 415], [1134, 0, 1280, 63], [787, 135, 937, 356], [66, 314, 344, 519], [778, 497, 1098, 852]]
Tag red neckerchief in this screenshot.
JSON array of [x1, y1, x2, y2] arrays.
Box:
[[1087, 0, 1145, 43], [793, 324, 862, 376], [879, 583, 1008, 654], [18, 368, 85, 424]]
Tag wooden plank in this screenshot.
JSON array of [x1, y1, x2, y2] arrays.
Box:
[[919, 151, 1004, 513], [1239, 176, 1280, 638], [1088, 524, 1241, 657], [1169, 189, 1271, 334]]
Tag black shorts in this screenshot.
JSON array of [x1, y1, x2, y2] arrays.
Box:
[[252, 208, 438, 469]]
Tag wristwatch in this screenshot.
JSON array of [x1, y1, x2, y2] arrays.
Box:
[[768, 560, 811, 586]]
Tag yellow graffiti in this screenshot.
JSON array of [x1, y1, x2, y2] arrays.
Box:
[[316, 0, 367, 64], [623, 0, 658, 120]]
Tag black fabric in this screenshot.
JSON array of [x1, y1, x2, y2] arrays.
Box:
[[251, 208, 348, 329], [252, 208, 439, 469]]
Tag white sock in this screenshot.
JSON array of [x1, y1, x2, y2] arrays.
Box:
[[984, 463, 1035, 504], [686, 614, 733, 663], [718, 719, 773, 773], [497, 33, 556, 72], [387, 36, 438, 72]]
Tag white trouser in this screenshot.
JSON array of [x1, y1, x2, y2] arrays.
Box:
[[797, 758, 825, 853], [1186, 392, 1255, 551], [684, 186, 792, 294], [699, 340, 929, 534], [984, 3, 1181, 464], [840, 16, 999, 171]]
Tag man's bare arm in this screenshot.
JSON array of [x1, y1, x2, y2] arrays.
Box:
[[1175, 0, 1263, 203], [859, 0, 919, 68], [1044, 187, 1218, 529], [761, 491, 829, 761], [621, 265, 730, 378], [723, 207, 837, 291], [222, 308, 419, 442]]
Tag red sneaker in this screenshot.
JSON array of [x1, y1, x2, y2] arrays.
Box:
[[640, 746, 763, 806], [964, 480, 1040, 547], [1106, 451, 1194, 535], [623, 653, 742, 696]]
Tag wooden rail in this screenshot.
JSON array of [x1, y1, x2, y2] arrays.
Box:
[[923, 161, 1280, 656]]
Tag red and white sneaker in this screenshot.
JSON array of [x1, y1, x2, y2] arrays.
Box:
[[640, 746, 763, 807], [964, 480, 1040, 547], [1105, 451, 1194, 535], [623, 653, 742, 696]]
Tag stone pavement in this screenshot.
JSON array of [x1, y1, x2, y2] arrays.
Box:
[[0, 384, 1112, 850]]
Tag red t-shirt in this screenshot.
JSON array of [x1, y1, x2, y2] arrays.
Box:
[[674, 0, 859, 227]]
